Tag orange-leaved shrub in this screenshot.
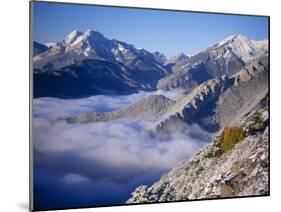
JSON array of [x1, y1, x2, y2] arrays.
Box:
[[220, 127, 246, 153]]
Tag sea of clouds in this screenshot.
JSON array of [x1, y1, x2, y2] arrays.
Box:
[[32, 90, 210, 209]]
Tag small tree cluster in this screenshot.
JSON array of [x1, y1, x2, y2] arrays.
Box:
[[247, 111, 264, 135]]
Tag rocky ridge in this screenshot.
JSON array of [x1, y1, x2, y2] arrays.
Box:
[[67, 94, 174, 123], [157, 34, 268, 91], [68, 57, 268, 134], [126, 107, 269, 203], [156, 56, 268, 132]]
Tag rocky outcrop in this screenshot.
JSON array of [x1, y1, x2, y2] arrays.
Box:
[[155, 56, 268, 132], [67, 94, 174, 123], [126, 108, 269, 203], [155, 75, 231, 132]]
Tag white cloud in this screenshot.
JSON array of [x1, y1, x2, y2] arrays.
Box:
[[64, 173, 91, 184], [34, 118, 208, 173], [33, 89, 184, 120], [33, 90, 209, 206]]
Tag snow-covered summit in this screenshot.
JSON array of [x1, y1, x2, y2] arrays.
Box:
[[216, 34, 242, 47], [212, 34, 268, 63], [33, 28, 168, 75], [64, 30, 83, 45], [45, 42, 57, 48]]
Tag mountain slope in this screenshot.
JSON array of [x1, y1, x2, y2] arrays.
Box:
[[127, 111, 269, 203], [67, 94, 174, 123], [164, 52, 189, 72], [33, 41, 49, 57], [34, 59, 147, 98], [156, 56, 268, 132], [33, 29, 169, 97], [157, 34, 268, 90]]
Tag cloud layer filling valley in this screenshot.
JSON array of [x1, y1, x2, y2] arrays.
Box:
[[32, 90, 210, 209]]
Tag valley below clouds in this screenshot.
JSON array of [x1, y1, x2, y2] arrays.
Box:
[[32, 90, 210, 209]]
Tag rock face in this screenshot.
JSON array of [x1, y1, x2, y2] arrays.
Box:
[[153, 51, 167, 65], [156, 56, 268, 132], [67, 94, 174, 123], [126, 108, 269, 203], [157, 34, 268, 90]]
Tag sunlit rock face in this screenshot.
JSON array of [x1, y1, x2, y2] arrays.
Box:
[[157, 34, 268, 91]]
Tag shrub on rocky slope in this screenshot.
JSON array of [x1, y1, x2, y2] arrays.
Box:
[[126, 108, 269, 203], [220, 127, 246, 153]]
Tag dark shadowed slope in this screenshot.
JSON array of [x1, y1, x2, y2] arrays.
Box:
[[33, 59, 153, 98], [33, 41, 49, 57]]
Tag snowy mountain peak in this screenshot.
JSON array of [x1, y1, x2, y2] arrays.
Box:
[[85, 28, 96, 33], [69, 29, 82, 35], [79, 29, 106, 43], [216, 34, 250, 48], [34, 28, 168, 72], [45, 42, 57, 48], [175, 52, 188, 59], [84, 29, 98, 36], [63, 29, 108, 54], [64, 30, 83, 46], [211, 34, 268, 63], [232, 34, 252, 45]]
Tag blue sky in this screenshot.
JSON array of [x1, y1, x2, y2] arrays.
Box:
[[33, 2, 268, 57]]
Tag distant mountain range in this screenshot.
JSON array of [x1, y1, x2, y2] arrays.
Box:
[[33, 30, 268, 98], [157, 34, 268, 90], [33, 29, 171, 98]]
